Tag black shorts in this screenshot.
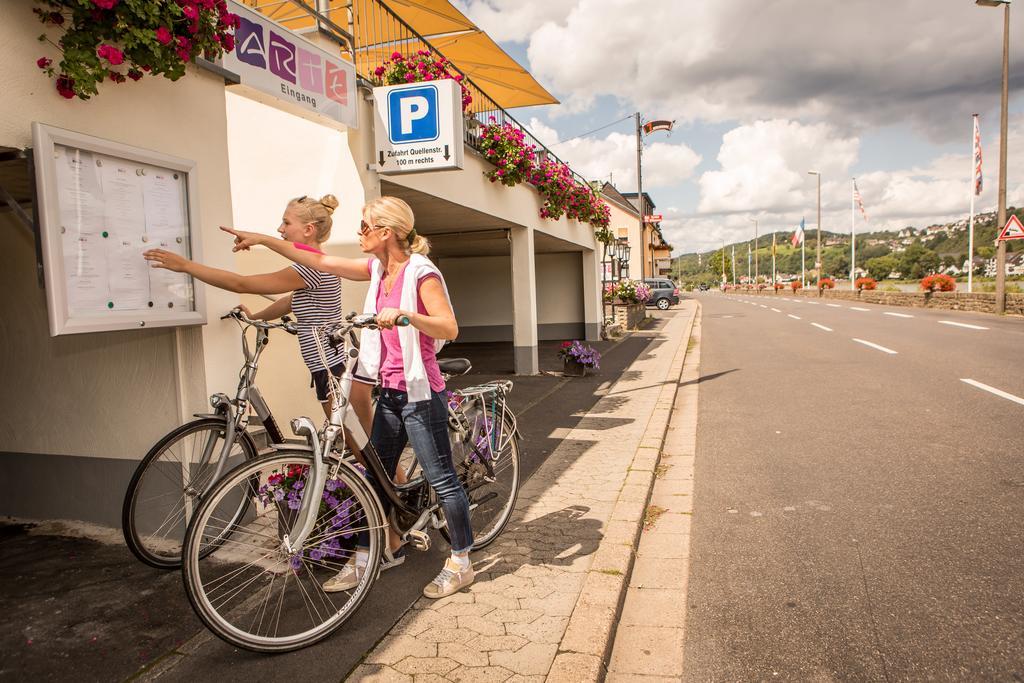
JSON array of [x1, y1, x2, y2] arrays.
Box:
[[310, 362, 345, 402]]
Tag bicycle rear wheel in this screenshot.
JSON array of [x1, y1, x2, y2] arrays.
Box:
[[122, 418, 258, 569], [444, 409, 520, 550], [181, 451, 385, 653]]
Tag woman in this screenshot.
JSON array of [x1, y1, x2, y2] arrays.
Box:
[[223, 196, 475, 600]]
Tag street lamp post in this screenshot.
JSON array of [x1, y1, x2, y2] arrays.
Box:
[[977, 0, 1011, 313], [747, 217, 759, 282], [808, 171, 822, 288]]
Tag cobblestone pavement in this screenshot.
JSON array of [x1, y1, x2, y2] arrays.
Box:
[[347, 302, 699, 682]]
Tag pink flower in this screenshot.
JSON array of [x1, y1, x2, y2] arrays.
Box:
[[182, 4, 199, 19], [155, 27, 173, 45], [97, 44, 124, 65], [37, 57, 52, 69], [221, 33, 235, 51], [55, 75, 75, 99], [404, 72, 416, 82], [127, 69, 143, 81], [91, 0, 118, 8], [391, 51, 403, 61], [373, 65, 385, 77]]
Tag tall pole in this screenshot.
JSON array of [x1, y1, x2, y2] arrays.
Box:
[[995, 2, 1010, 312], [635, 112, 645, 280], [809, 172, 822, 288], [969, 113, 978, 293], [722, 239, 727, 285], [732, 244, 736, 285], [851, 178, 856, 290], [748, 244, 752, 282], [801, 231, 806, 287], [772, 232, 777, 286], [749, 217, 759, 282]]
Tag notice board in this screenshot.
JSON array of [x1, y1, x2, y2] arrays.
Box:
[[32, 123, 206, 336]]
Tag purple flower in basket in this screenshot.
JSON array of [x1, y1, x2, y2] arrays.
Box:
[[557, 340, 600, 369], [289, 555, 302, 570], [309, 548, 324, 562]]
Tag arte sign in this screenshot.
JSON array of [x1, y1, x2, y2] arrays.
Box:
[[373, 80, 464, 174], [221, 1, 357, 129]]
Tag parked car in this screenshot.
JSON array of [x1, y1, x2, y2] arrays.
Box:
[[644, 278, 681, 310], [697, 282, 710, 292]]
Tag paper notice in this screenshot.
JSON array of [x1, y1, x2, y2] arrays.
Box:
[[101, 162, 146, 239], [107, 238, 151, 310], [63, 233, 110, 313], [143, 172, 186, 244], [149, 237, 193, 311], [55, 146, 105, 237]]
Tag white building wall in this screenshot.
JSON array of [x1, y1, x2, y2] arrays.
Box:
[[0, 7, 236, 524]]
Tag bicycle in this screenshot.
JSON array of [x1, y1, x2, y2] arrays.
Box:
[[121, 309, 297, 569], [179, 313, 521, 652]]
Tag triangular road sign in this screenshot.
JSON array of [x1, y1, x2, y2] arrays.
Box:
[[997, 214, 1024, 241]]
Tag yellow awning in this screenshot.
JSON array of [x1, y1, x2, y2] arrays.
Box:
[[240, 0, 558, 109]]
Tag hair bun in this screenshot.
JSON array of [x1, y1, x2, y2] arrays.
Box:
[[319, 194, 339, 215]]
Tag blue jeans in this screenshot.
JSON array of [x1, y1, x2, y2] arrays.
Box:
[[361, 388, 474, 553]]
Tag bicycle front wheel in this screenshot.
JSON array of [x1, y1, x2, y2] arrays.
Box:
[[122, 418, 258, 569], [445, 411, 521, 550], [181, 451, 385, 653]]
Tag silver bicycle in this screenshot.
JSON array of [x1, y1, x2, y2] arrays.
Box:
[[180, 313, 521, 652], [121, 309, 296, 569]]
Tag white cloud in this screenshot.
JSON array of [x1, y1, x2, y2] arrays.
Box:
[[503, 0, 1024, 139], [529, 117, 702, 188]]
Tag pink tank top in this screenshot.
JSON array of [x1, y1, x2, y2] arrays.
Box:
[[375, 264, 446, 394]]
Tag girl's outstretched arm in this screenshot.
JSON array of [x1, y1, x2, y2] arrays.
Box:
[[222, 226, 371, 282], [143, 249, 305, 294]]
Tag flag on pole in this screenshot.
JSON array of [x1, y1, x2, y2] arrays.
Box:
[[642, 120, 674, 135], [973, 116, 983, 196], [791, 217, 805, 247], [772, 232, 777, 256], [853, 180, 869, 222]]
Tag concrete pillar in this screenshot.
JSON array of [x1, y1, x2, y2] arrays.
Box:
[[510, 226, 538, 374], [582, 249, 602, 341]]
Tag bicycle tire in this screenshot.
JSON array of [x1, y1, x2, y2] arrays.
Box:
[[442, 411, 521, 550], [181, 451, 385, 653], [122, 418, 259, 569]]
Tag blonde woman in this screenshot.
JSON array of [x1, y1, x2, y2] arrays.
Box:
[[223, 196, 475, 599]]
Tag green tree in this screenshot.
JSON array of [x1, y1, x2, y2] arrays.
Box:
[[707, 250, 732, 281], [866, 255, 898, 281], [899, 242, 940, 279]]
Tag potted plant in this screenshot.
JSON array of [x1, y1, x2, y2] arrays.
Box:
[[32, 0, 240, 100], [478, 119, 536, 187], [558, 340, 600, 377], [372, 50, 473, 111], [818, 277, 836, 290], [855, 277, 877, 291], [257, 464, 358, 564], [790, 281, 803, 292], [920, 273, 955, 292]]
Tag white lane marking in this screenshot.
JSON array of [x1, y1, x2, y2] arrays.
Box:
[[884, 312, 914, 318], [850, 307, 870, 311], [759, 304, 767, 308], [938, 320, 989, 330], [811, 323, 832, 332], [788, 314, 802, 320], [806, 301, 819, 305], [852, 338, 898, 354], [961, 379, 1024, 406], [826, 303, 842, 308], [771, 307, 782, 312]]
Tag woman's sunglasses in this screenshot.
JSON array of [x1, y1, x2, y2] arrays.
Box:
[[359, 221, 388, 236]]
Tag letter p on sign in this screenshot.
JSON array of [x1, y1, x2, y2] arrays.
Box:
[[388, 85, 439, 143]]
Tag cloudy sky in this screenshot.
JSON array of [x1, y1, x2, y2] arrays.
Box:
[[455, 0, 1024, 255]]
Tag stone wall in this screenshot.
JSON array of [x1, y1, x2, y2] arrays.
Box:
[[724, 287, 1024, 315]]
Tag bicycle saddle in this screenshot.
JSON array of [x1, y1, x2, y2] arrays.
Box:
[[437, 358, 472, 376]]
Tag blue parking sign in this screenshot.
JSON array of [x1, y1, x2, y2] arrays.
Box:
[[388, 85, 439, 144]]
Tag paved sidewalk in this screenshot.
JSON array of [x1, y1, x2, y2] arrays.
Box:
[[348, 301, 699, 682], [606, 307, 702, 681]]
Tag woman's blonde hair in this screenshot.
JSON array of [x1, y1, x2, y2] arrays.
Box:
[[364, 196, 429, 255], [289, 194, 338, 242]]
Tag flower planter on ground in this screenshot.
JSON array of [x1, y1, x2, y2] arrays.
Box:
[[562, 357, 587, 377]]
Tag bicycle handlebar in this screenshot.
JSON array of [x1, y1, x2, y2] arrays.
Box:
[[222, 308, 298, 335], [326, 313, 410, 345]]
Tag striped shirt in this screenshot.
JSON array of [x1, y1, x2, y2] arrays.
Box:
[[290, 264, 345, 372]]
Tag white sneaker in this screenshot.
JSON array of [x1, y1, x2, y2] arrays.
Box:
[[422, 559, 475, 599], [323, 560, 365, 592]]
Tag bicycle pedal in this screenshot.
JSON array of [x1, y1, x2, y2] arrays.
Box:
[[404, 529, 430, 551]]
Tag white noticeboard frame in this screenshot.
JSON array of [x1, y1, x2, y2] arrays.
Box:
[[373, 79, 464, 174], [32, 122, 206, 336]]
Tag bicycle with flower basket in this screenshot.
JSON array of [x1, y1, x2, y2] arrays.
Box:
[[180, 313, 521, 652]]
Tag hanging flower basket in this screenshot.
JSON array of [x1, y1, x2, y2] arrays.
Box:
[[372, 50, 473, 111], [32, 0, 239, 100]]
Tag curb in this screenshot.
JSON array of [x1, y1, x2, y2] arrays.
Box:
[[548, 303, 701, 682]]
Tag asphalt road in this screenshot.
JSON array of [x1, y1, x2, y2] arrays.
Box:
[[683, 292, 1024, 680]]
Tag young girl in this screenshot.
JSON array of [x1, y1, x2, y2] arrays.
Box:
[[223, 196, 475, 600], [143, 195, 363, 423]]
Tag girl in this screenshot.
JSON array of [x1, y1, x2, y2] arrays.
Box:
[[223, 196, 475, 600], [143, 194, 371, 427]]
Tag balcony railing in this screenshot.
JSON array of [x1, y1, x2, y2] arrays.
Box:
[[240, 0, 598, 199]]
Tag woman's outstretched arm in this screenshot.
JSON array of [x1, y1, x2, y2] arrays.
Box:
[[221, 227, 371, 282], [143, 249, 305, 294]]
